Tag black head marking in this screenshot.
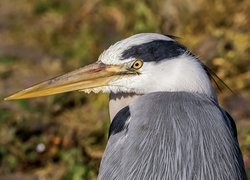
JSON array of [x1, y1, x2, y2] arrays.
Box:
[[109, 106, 130, 138], [121, 40, 187, 62], [164, 34, 180, 40], [202, 64, 235, 94]]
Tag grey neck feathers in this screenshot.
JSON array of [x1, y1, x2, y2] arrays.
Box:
[[109, 93, 141, 121]]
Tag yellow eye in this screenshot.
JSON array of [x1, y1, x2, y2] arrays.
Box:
[[131, 59, 143, 69]]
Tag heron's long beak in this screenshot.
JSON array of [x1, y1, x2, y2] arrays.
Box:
[[4, 63, 135, 100]]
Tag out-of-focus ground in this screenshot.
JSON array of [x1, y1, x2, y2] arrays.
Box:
[[0, 0, 249, 179]]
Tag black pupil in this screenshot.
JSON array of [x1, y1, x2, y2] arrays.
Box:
[[135, 63, 139, 67]]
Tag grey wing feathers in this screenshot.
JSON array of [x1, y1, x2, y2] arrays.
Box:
[[98, 106, 131, 179], [224, 110, 238, 140], [98, 92, 247, 180]]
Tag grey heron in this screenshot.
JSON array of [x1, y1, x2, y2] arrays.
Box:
[[5, 33, 247, 179]]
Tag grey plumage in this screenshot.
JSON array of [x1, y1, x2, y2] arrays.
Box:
[[5, 33, 246, 179], [98, 92, 247, 180]]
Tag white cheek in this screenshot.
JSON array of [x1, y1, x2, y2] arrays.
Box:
[[108, 61, 173, 93], [107, 55, 215, 98], [131, 61, 173, 93]]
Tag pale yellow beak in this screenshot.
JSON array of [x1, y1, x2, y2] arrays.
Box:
[[4, 62, 136, 100]]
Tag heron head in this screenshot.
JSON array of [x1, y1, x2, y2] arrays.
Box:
[[4, 33, 215, 100]]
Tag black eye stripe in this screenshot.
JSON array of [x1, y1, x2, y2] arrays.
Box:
[[121, 40, 187, 62]]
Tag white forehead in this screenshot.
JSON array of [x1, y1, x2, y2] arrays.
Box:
[[98, 33, 174, 65]]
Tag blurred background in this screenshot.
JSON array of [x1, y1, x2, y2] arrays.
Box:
[[0, 0, 249, 179]]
